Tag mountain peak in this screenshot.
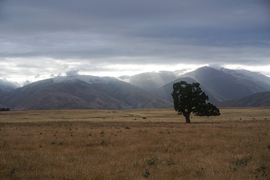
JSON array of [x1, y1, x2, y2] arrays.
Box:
[[53, 75, 117, 85]]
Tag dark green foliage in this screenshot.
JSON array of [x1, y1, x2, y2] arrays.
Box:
[[171, 81, 220, 123]]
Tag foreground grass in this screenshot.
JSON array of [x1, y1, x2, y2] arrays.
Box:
[[0, 108, 270, 179]]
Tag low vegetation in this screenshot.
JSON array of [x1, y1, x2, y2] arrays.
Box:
[[0, 107, 269, 179], [0, 107, 10, 111]]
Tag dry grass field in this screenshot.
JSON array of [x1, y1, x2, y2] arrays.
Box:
[[0, 107, 270, 179]]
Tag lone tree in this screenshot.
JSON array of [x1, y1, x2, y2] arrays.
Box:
[[171, 81, 220, 123]]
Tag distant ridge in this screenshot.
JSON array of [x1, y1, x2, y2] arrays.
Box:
[[215, 91, 270, 107], [119, 71, 177, 91]]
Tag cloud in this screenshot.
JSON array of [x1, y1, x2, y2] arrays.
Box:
[[23, 80, 31, 86], [0, 0, 269, 83], [66, 69, 80, 77], [208, 63, 224, 70]]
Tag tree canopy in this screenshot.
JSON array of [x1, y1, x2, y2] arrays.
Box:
[[171, 81, 220, 123]]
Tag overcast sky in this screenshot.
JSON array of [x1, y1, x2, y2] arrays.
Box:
[[0, 0, 270, 85]]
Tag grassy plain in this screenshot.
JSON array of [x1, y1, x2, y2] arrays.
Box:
[[0, 107, 270, 179]]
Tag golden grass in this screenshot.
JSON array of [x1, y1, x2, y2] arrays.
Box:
[[0, 107, 270, 123], [0, 107, 270, 179]]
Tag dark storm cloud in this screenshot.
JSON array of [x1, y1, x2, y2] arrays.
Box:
[[0, 0, 269, 81]]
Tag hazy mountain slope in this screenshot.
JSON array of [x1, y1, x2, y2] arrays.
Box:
[[216, 91, 270, 107], [1, 77, 172, 110], [0, 79, 17, 92], [181, 67, 270, 101], [119, 71, 177, 91], [221, 68, 270, 87], [0, 89, 5, 98], [151, 77, 220, 103], [0, 88, 8, 108], [91, 80, 170, 109], [0, 79, 112, 110]]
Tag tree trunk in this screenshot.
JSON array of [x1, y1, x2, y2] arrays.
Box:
[[184, 114, 191, 123]]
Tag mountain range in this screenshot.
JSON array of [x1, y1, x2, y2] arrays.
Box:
[[0, 76, 172, 110], [1, 66, 270, 110]]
